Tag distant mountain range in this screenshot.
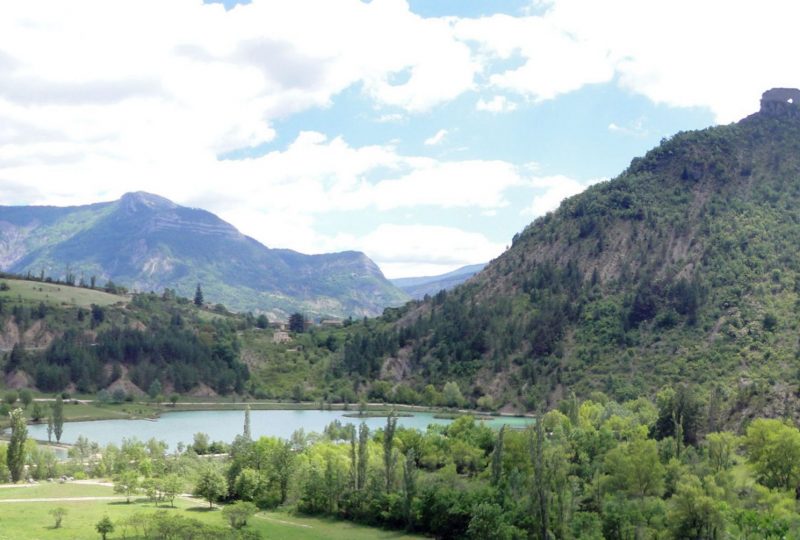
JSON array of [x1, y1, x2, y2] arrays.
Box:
[[390, 263, 486, 299], [0, 192, 409, 318]]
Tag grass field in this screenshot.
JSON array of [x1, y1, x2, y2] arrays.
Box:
[[0, 278, 127, 308], [0, 483, 424, 539]]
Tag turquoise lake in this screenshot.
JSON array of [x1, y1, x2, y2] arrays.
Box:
[[25, 409, 533, 450]]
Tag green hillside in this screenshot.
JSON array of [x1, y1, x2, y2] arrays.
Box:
[[0, 276, 126, 308], [305, 99, 800, 421]]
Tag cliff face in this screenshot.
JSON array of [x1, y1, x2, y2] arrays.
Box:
[[0, 192, 409, 318]]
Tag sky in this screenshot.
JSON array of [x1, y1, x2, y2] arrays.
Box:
[[0, 0, 798, 278]]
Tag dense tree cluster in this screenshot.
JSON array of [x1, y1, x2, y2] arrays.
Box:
[[3, 387, 800, 539], [1, 289, 249, 395]]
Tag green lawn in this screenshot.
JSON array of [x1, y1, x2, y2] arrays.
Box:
[[0, 483, 425, 539], [0, 278, 126, 308]]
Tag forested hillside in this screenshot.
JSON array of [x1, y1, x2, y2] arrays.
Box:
[[325, 100, 800, 420], [0, 276, 248, 396]]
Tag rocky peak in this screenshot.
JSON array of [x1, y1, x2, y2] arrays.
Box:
[[119, 192, 178, 214], [759, 87, 800, 119]]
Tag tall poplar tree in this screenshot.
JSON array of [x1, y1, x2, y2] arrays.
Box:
[[243, 405, 252, 440], [7, 408, 27, 482], [52, 397, 65, 443]]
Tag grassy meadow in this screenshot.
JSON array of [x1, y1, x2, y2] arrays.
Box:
[[0, 482, 424, 540]]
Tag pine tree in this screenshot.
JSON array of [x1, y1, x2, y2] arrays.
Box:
[[289, 312, 305, 333], [194, 283, 204, 306]]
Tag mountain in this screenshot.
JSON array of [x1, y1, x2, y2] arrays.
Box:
[[341, 89, 800, 417], [0, 192, 409, 318], [390, 263, 486, 299]]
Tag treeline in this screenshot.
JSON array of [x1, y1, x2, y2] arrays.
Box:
[[0, 270, 128, 294], [6, 389, 800, 538]]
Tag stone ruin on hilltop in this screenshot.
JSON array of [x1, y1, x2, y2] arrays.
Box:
[[760, 87, 800, 118]]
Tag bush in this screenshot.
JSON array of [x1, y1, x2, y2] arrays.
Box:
[[222, 501, 258, 529]]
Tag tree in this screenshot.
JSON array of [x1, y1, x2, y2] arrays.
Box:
[[114, 470, 140, 503], [194, 284, 204, 306], [604, 438, 664, 498], [744, 418, 800, 489], [234, 468, 261, 502], [272, 440, 295, 504], [402, 449, 417, 529], [468, 502, 514, 540], [162, 473, 182, 508], [222, 501, 258, 529], [52, 396, 65, 443], [46, 414, 54, 443], [147, 379, 162, 400], [288, 312, 305, 333], [18, 389, 32, 407], [169, 394, 179, 407], [383, 412, 398, 493], [49, 507, 67, 529], [193, 432, 210, 455], [491, 425, 505, 487], [706, 432, 737, 473], [31, 402, 45, 422], [194, 466, 228, 509], [243, 405, 252, 440], [7, 408, 27, 482], [256, 314, 269, 329], [357, 422, 369, 492], [96, 516, 114, 540], [3, 390, 17, 405], [443, 381, 464, 408], [668, 474, 725, 539]]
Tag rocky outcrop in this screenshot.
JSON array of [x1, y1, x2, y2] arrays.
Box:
[[760, 87, 800, 118]]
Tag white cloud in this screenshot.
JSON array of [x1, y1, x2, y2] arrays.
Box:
[[522, 175, 602, 217], [424, 129, 448, 146], [476, 95, 517, 113], [455, 13, 614, 102], [456, 0, 800, 122], [329, 224, 504, 279], [607, 118, 647, 137]]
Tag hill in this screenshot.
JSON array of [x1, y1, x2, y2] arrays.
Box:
[[324, 90, 800, 420], [390, 263, 486, 299], [0, 192, 408, 319], [0, 276, 250, 396]]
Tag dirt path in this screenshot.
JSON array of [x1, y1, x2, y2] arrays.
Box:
[[0, 496, 125, 503], [254, 514, 313, 529]]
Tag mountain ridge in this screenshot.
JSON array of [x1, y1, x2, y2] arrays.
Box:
[[390, 263, 486, 299], [0, 192, 409, 318]]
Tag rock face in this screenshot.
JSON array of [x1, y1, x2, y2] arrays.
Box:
[[0, 192, 409, 317], [760, 88, 800, 118]]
